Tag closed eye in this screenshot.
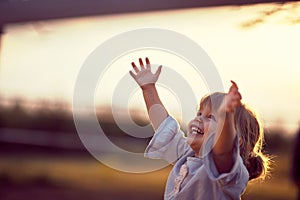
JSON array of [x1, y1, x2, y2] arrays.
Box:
[[208, 114, 216, 121]]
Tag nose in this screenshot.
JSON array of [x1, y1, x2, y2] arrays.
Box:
[[195, 115, 203, 122]]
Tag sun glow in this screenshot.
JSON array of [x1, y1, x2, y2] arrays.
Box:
[[1, 2, 300, 132]]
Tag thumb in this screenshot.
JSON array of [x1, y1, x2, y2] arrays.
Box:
[[154, 65, 162, 78], [129, 70, 137, 80]]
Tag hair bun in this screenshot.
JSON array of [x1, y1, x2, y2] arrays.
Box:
[[246, 154, 264, 180]]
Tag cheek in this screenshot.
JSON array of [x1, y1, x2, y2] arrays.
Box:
[[204, 121, 216, 133], [204, 122, 210, 132]]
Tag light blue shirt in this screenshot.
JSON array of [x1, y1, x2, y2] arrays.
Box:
[[145, 116, 249, 200]]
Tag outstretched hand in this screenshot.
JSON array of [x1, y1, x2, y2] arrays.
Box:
[[129, 57, 162, 89], [223, 81, 242, 113]]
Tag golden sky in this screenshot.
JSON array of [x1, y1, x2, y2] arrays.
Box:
[[0, 2, 300, 133]]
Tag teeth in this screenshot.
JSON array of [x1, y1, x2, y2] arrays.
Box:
[[191, 127, 197, 135], [191, 127, 203, 135]]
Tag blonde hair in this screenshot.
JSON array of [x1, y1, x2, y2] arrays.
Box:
[[200, 92, 270, 181]]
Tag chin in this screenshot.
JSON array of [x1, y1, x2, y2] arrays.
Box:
[[189, 142, 202, 153]]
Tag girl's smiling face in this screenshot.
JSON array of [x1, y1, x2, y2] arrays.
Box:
[[187, 105, 217, 157]]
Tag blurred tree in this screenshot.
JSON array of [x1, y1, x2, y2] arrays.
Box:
[[264, 127, 292, 154], [291, 126, 300, 200]]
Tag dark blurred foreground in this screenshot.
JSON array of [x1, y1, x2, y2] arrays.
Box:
[[0, 98, 298, 200]]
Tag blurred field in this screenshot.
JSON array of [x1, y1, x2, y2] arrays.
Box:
[[0, 152, 297, 200], [243, 154, 297, 200], [0, 100, 298, 200], [0, 154, 168, 200]]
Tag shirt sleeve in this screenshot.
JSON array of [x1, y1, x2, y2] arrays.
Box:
[[202, 132, 249, 193], [144, 116, 190, 164]]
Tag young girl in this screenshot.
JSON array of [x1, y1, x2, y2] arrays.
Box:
[[129, 57, 269, 199]]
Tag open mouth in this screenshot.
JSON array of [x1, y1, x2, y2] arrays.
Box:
[[191, 127, 204, 135]]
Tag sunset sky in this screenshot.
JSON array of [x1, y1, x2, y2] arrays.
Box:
[[0, 2, 300, 133]]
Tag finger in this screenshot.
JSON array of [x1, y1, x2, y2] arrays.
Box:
[[230, 80, 238, 89], [230, 83, 242, 100], [139, 58, 145, 69], [228, 93, 241, 104], [229, 89, 241, 101], [145, 57, 150, 68], [238, 92, 242, 100], [229, 84, 238, 93], [131, 62, 139, 73], [154, 65, 162, 78], [229, 80, 239, 93], [233, 91, 242, 100], [129, 70, 137, 79]]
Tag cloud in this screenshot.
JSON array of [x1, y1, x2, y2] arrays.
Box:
[[240, 2, 300, 29]]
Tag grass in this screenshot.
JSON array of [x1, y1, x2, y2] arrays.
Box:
[[0, 153, 297, 200], [0, 155, 169, 199], [242, 153, 297, 200]]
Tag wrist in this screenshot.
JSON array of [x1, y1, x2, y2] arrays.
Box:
[[140, 83, 156, 91], [217, 109, 234, 120]]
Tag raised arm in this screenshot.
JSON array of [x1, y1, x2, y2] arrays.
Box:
[[129, 57, 168, 130], [213, 81, 242, 173]]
